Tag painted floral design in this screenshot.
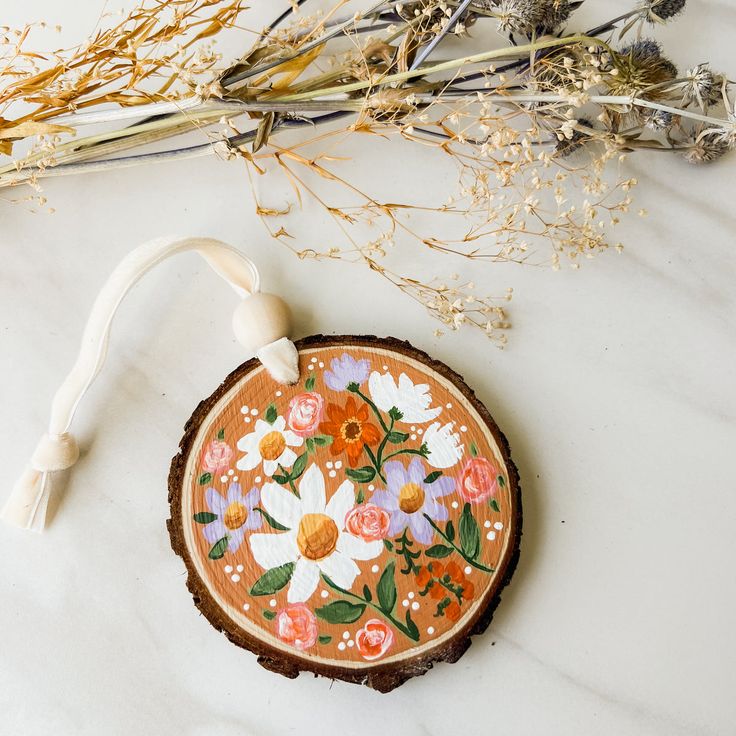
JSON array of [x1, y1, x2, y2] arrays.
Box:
[[319, 396, 380, 467], [275, 604, 318, 651], [324, 353, 370, 391], [355, 619, 394, 660], [371, 458, 454, 545], [458, 455, 501, 504], [345, 503, 391, 542], [423, 422, 464, 468], [201, 439, 234, 474], [368, 370, 442, 423], [288, 392, 324, 437], [237, 415, 304, 475], [188, 346, 510, 664], [249, 465, 383, 603], [200, 483, 262, 553]]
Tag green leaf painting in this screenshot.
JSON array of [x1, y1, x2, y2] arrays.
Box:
[[425, 544, 453, 559], [264, 403, 278, 424], [315, 600, 366, 624], [345, 466, 376, 483], [459, 503, 481, 560], [250, 562, 295, 596], [208, 536, 229, 560], [376, 561, 397, 614], [193, 511, 217, 524]]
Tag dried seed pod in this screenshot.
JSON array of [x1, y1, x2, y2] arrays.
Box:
[[608, 40, 678, 98], [682, 132, 729, 164], [639, 0, 687, 22], [494, 0, 573, 36]]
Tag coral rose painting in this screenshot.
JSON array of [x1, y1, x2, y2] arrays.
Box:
[[172, 338, 519, 684]]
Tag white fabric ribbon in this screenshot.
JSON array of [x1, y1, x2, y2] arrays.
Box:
[[2, 235, 299, 532]]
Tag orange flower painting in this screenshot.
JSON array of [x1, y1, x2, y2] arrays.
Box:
[[319, 396, 381, 467]]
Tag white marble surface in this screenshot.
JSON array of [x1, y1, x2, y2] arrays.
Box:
[[1, 1, 735, 734]]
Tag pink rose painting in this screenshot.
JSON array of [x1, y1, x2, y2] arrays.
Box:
[[355, 619, 394, 661], [287, 392, 325, 437], [276, 604, 318, 651], [344, 503, 390, 542], [458, 456, 501, 504], [201, 439, 234, 474]]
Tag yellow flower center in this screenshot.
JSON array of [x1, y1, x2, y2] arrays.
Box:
[[259, 431, 286, 461], [341, 418, 362, 442], [398, 482, 425, 514], [223, 502, 248, 530], [297, 513, 339, 561]]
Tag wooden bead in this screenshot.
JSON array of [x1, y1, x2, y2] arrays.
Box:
[[232, 292, 292, 353]]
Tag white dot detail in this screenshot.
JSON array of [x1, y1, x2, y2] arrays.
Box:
[[243, 603, 250, 611], [318, 362, 325, 368], [220, 475, 228, 483], [427, 626, 435, 635], [326, 461, 334, 469], [371, 564, 380, 573], [411, 602, 420, 611], [383, 365, 389, 370], [310, 357, 318, 363], [228, 469, 234, 476], [484, 520, 492, 528], [329, 470, 337, 478], [240, 406, 249, 414], [408, 592, 415, 599], [347, 640, 354, 648], [236, 564, 244, 573], [451, 501, 459, 509], [486, 531, 496, 541], [321, 590, 329, 598], [337, 642, 346, 651], [410, 434, 417, 441], [368, 484, 375, 491], [269, 599, 277, 607], [494, 521, 504, 530], [402, 599, 409, 608], [460, 425, 468, 432], [255, 476, 262, 484], [445, 403, 452, 409], [233, 476, 239, 482], [334, 461, 343, 469], [417, 428, 423, 435], [244, 417, 251, 423], [250, 408, 258, 416], [464, 566, 472, 575], [275, 390, 282, 397], [231, 574, 240, 583], [224, 565, 233, 573], [342, 631, 350, 640]]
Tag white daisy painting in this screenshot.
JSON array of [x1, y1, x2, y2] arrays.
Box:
[[237, 415, 304, 475], [249, 464, 383, 603]]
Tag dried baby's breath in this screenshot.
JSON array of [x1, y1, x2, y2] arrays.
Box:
[[0, 0, 733, 341]]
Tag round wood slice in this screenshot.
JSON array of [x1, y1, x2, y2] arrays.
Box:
[[168, 335, 521, 692]]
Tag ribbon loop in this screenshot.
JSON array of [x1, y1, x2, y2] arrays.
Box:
[[2, 235, 299, 531]]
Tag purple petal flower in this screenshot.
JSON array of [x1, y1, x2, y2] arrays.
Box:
[[324, 353, 371, 391], [203, 519, 227, 544], [371, 458, 454, 544], [201, 483, 263, 552]]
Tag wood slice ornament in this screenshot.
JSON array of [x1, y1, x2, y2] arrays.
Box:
[[168, 335, 521, 692], [2, 237, 520, 694]]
